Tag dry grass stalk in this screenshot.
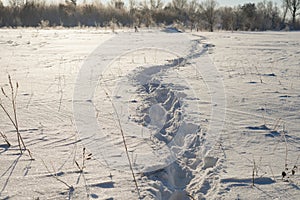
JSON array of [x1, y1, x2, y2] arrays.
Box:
[[104, 89, 141, 199], [74, 147, 92, 172], [282, 128, 288, 169], [272, 118, 282, 131], [254, 65, 263, 83], [252, 159, 256, 186], [0, 130, 11, 146], [0, 75, 33, 159], [186, 192, 196, 200], [41, 159, 74, 190], [74, 147, 92, 198], [252, 158, 260, 186]]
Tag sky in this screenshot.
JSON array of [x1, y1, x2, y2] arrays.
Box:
[[2, 0, 283, 7], [70, 0, 283, 7], [217, 0, 282, 7]]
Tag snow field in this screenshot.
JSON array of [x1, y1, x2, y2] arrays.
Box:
[[0, 28, 299, 199]]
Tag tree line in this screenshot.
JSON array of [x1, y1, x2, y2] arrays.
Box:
[[0, 0, 299, 31]]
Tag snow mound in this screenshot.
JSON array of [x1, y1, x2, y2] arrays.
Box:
[[162, 27, 182, 33]]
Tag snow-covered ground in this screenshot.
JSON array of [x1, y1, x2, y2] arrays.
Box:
[[0, 28, 299, 200]]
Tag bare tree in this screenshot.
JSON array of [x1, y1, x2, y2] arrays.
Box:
[[187, 0, 199, 31], [256, 1, 281, 30], [219, 6, 234, 31], [139, 0, 153, 27], [172, 0, 188, 10], [282, 0, 289, 26], [241, 3, 256, 30], [285, 0, 300, 29], [200, 0, 218, 32], [129, 0, 136, 8], [170, 0, 188, 24], [150, 0, 163, 10], [9, 0, 23, 7]]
